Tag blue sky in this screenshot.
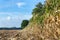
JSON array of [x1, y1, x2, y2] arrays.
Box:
[[0, 0, 45, 28]]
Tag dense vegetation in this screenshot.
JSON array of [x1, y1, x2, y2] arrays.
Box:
[[30, 0, 60, 24], [21, 20, 29, 29], [32, 2, 44, 15], [21, 0, 60, 29]]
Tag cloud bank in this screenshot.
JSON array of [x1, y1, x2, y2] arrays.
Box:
[[0, 12, 32, 28]]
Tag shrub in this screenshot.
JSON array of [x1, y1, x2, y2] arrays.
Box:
[[21, 20, 29, 29]]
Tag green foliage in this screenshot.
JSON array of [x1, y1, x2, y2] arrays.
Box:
[[21, 20, 29, 29], [28, 0, 60, 27], [32, 8, 41, 14], [32, 2, 44, 16], [36, 2, 43, 9], [46, 0, 60, 13]]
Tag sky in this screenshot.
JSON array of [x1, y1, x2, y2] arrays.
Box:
[[0, 0, 45, 28]]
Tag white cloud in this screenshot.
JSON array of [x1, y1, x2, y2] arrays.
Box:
[[7, 16, 11, 21], [16, 2, 26, 8], [0, 1, 26, 8], [0, 12, 32, 28]]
